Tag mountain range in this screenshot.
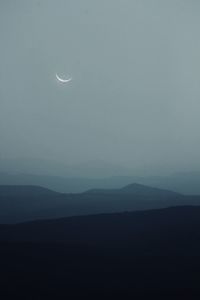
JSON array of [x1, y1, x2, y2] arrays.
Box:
[[1, 183, 200, 223], [1, 170, 200, 194]]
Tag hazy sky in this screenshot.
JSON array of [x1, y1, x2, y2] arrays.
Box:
[[1, 0, 200, 174]]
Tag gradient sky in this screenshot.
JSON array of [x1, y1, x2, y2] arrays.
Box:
[[1, 0, 200, 175]]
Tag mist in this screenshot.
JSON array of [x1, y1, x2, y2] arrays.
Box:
[[1, 0, 200, 176]]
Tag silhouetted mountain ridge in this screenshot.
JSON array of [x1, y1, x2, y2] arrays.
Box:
[[85, 183, 180, 196], [0, 183, 200, 224], [2, 171, 200, 194], [123, 182, 176, 194], [0, 185, 58, 197]]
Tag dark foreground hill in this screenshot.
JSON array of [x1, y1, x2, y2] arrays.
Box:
[[1, 184, 200, 223], [0, 206, 200, 298]]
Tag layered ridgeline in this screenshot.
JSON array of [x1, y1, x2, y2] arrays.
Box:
[[1, 171, 200, 194], [0, 183, 200, 223]]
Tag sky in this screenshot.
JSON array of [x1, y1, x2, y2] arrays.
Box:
[[1, 0, 200, 176]]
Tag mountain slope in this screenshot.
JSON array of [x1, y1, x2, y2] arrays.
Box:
[[1, 206, 200, 298], [0, 205, 199, 248]]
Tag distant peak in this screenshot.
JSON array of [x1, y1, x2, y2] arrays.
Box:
[[85, 182, 179, 196], [120, 183, 179, 195]]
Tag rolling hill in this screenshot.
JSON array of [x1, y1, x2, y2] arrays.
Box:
[[0, 206, 200, 298]]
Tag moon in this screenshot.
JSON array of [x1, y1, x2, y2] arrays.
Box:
[[56, 74, 72, 84]]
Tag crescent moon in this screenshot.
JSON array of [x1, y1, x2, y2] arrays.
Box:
[[56, 74, 72, 83]]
